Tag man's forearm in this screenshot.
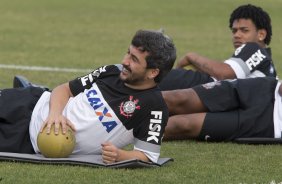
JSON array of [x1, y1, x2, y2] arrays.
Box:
[[101, 142, 150, 163], [41, 82, 76, 134], [116, 149, 149, 162], [187, 53, 236, 80], [190, 55, 218, 72], [48, 83, 73, 116]]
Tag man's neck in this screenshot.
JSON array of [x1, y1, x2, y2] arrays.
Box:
[[124, 82, 157, 90]]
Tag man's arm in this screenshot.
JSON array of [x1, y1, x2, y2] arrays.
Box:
[[101, 142, 149, 164], [177, 52, 236, 80], [40, 82, 76, 135]]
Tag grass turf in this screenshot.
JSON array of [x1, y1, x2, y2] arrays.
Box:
[[1, 0, 282, 183]]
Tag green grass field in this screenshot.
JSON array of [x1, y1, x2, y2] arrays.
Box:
[[1, 0, 282, 183]]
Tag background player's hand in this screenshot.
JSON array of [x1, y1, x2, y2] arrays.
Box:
[[101, 142, 120, 164], [40, 114, 76, 135], [176, 54, 191, 68], [176, 52, 198, 70]]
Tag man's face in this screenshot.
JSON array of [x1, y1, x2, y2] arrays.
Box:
[[231, 18, 265, 48], [120, 45, 152, 87]]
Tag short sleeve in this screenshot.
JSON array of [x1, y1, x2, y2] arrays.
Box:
[[69, 65, 121, 96]]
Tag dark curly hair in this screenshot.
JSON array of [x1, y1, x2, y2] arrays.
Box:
[[131, 29, 176, 83], [229, 4, 272, 45]]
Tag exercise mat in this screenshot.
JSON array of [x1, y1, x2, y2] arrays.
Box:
[[0, 152, 173, 168], [234, 137, 282, 144]]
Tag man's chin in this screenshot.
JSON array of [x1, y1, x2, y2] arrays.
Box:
[[119, 76, 137, 86], [233, 42, 243, 48], [119, 73, 127, 81], [119, 74, 131, 84]]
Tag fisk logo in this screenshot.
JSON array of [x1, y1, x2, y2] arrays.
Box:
[[147, 111, 162, 143], [80, 66, 107, 86], [246, 50, 266, 70], [86, 89, 117, 133]]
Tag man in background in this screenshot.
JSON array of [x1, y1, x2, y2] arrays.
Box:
[[159, 4, 277, 91]]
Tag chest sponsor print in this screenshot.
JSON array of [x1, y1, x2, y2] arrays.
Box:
[[86, 89, 118, 133]]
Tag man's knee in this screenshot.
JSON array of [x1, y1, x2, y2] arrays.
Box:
[[162, 88, 203, 115], [164, 114, 204, 140]]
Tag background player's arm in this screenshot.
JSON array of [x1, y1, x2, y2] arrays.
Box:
[[101, 142, 149, 163], [177, 52, 236, 80]]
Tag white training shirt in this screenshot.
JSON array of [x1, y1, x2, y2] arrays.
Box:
[[29, 88, 135, 155], [29, 65, 168, 163]]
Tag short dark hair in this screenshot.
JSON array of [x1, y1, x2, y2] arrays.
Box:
[[229, 4, 272, 45], [131, 29, 176, 83]]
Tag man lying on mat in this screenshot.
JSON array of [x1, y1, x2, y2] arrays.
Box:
[[0, 29, 176, 164]]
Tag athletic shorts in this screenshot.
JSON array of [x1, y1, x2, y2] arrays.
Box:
[[192, 77, 277, 141], [0, 87, 44, 153]]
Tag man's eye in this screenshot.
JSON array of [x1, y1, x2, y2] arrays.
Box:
[[242, 29, 249, 33], [132, 57, 138, 62]]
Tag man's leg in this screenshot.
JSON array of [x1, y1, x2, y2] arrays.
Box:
[[163, 78, 278, 141], [164, 110, 239, 141], [0, 87, 45, 153], [162, 88, 207, 115], [163, 113, 206, 140], [163, 80, 242, 116], [162, 80, 241, 141]]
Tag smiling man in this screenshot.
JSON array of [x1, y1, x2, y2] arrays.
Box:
[[0, 29, 176, 163]]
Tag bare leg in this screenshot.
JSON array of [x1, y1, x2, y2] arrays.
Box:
[[162, 88, 207, 115], [163, 113, 206, 141]]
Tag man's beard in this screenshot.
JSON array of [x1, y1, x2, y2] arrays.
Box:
[[120, 65, 147, 85], [120, 73, 146, 85]]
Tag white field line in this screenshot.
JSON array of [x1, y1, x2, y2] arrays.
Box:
[[0, 64, 90, 73]]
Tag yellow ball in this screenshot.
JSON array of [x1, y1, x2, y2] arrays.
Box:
[[37, 124, 76, 158]]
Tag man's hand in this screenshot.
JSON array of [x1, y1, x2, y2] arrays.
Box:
[[176, 52, 198, 70], [176, 54, 191, 68], [101, 142, 150, 164], [40, 114, 76, 135], [101, 142, 120, 164]]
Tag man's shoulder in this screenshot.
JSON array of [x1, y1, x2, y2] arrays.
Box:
[[98, 64, 121, 73], [232, 42, 270, 62], [138, 87, 164, 101], [132, 88, 167, 111], [234, 42, 261, 56]]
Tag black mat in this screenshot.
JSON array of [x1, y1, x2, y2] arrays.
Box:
[[0, 152, 173, 168], [234, 137, 282, 145]]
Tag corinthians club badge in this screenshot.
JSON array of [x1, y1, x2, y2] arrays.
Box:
[[120, 95, 140, 118]]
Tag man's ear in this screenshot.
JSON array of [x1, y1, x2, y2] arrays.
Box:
[[258, 29, 267, 42], [148, 68, 160, 80]]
